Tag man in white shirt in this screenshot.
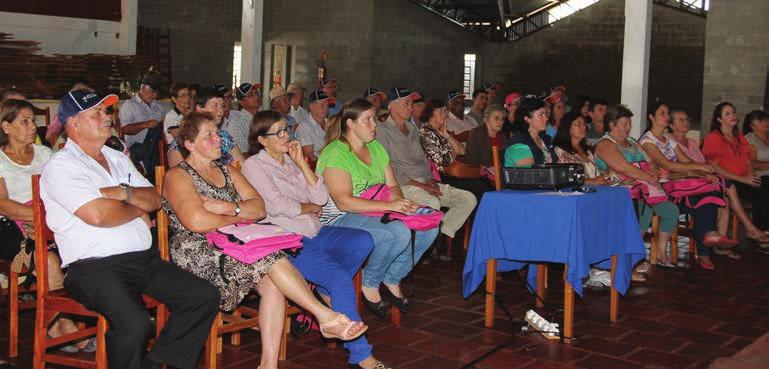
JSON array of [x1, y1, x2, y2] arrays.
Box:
[[42, 90, 219, 369], [445, 90, 475, 135], [119, 74, 167, 176], [162, 81, 191, 144], [287, 83, 309, 125], [235, 82, 261, 122], [297, 90, 334, 161]]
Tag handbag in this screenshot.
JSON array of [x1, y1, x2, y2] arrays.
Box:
[[662, 176, 726, 209], [358, 184, 443, 231], [206, 223, 303, 265]]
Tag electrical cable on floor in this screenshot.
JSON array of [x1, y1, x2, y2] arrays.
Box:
[[458, 266, 578, 369]]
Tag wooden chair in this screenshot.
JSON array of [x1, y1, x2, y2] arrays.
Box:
[[31, 175, 166, 369], [441, 160, 478, 258], [153, 166, 298, 369], [1, 260, 36, 359]]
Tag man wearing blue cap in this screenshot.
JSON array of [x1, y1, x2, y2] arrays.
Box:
[[119, 74, 166, 176], [376, 88, 476, 259], [41, 90, 219, 369], [297, 90, 335, 161], [446, 90, 475, 137]]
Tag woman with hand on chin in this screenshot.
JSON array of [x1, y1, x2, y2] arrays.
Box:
[[163, 112, 367, 369], [318, 99, 439, 319], [242, 111, 390, 369]]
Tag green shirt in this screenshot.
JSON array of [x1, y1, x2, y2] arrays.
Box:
[[317, 139, 390, 196], [504, 144, 534, 167]]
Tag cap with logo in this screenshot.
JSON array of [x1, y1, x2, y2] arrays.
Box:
[[364, 88, 387, 100], [59, 90, 119, 124], [319, 78, 337, 89], [388, 87, 421, 102], [212, 83, 233, 98], [308, 90, 336, 105], [481, 82, 499, 91], [236, 82, 262, 99], [447, 90, 466, 102]]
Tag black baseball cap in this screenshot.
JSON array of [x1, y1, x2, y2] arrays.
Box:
[[59, 90, 119, 124], [388, 87, 421, 101], [308, 90, 336, 105]]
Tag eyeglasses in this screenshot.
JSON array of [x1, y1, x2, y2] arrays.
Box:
[[262, 127, 289, 138]]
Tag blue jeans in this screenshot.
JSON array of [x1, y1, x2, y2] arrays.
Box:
[[289, 226, 374, 364], [332, 213, 439, 288]]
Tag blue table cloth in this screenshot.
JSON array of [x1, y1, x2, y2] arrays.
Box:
[[462, 186, 645, 298]]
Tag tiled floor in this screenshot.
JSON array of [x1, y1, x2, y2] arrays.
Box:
[[6, 236, 769, 369]]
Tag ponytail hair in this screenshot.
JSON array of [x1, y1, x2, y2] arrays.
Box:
[[322, 98, 374, 152]]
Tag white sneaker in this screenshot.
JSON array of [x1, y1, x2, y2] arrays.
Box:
[[585, 269, 611, 288]]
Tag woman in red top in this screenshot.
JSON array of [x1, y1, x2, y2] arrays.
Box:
[[701, 102, 769, 244]]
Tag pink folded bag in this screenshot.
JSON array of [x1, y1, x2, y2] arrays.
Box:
[[359, 184, 443, 231], [206, 223, 303, 264]]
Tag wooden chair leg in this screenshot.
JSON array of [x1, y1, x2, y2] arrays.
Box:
[[445, 235, 453, 259], [156, 305, 167, 338], [230, 309, 241, 346], [8, 271, 18, 359], [205, 313, 221, 369], [671, 224, 679, 264], [463, 219, 472, 251], [731, 212, 739, 241], [96, 315, 108, 369], [536, 264, 547, 308], [32, 300, 46, 369], [688, 217, 697, 258], [353, 271, 362, 316], [391, 305, 401, 327]]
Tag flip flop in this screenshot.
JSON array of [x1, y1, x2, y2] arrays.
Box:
[[319, 314, 368, 341], [713, 248, 741, 259], [703, 236, 739, 249]]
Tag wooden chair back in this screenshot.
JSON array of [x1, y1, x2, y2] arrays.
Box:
[[444, 160, 480, 179], [491, 146, 503, 190]]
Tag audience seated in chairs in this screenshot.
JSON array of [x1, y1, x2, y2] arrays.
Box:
[[241, 111, 389, 369], [418, 98, 491, 202], [505, 98, 556, 167], [640, 102, 736, 270], [702, 102, 769, 248], [119, 73, 166, 175], [465, 104, 511, 178], [317, 98, 439, 318], [377, 89, 476, 256], [41, 91, 220, 369], [162, 112, 367, 369], [0, 99, 93, 356], [168, 87, 245, 168], [594, 105, 680, 270]]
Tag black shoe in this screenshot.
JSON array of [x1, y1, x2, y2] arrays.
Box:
[[382, 287, 408, 312], [361, 293, 388, 318]]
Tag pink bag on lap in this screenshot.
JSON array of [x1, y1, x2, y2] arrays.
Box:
[[206, 223, 303, 264], [359, 184, 443, 231]]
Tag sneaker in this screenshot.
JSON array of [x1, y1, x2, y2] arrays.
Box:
[[586, 269, 611, 287]]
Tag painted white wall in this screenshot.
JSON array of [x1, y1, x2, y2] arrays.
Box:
[[0, 0, 137, 55]]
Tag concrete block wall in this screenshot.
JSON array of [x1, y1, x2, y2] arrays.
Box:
[[138, 0, 242, 86], [371, 1, 482, 101], [480, 0, 707, 126], [262, 0, 376, 104], [701, 0, 769, 127]]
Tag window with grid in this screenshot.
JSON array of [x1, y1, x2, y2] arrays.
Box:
[[463, 54, 476, 99]]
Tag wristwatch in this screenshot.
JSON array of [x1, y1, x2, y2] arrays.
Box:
[[119, 183, 131, 203], [233, 202, 242, 216]]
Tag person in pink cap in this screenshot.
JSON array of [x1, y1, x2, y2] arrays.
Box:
[[502, 92, 522, 138]]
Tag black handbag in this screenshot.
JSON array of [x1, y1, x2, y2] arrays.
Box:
[[0, 217, 24, 262]]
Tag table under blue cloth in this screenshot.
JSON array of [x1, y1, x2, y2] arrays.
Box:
[[462, 186, 645, 298]]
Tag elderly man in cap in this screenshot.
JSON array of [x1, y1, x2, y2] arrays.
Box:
[[269, 85, 299, 140], [410, 92, 426, 128], [42, 89, 219, 369], [297, 90, 335, 162], [235, 82, 262, 121], [446, 90, 475, 138], [119, 73, 166, 176], [287, 83, 309, 125], [376, 88, 477, 258], [320, 78, 342, 117]]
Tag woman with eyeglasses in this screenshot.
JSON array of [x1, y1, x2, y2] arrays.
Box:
[[241, 111, 390, 369], [163, 112, 369, 369]]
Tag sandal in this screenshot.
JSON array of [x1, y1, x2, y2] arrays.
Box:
[[631, 271, 646, 282], [713, 248, 741, 259], [698, 260, 715, 270], [635, 261, 650, 274], [746, 233, 769, 244], [319, 314, 368, 341], [703, 235, 738, 249], [655, 261, 676, 269], [47, 334, 79, 353]]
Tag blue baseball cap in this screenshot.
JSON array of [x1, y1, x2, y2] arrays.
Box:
[[308, 90, 336, 105], [447, 90, 466, 102], [58, 90, 118, 124], [388, 87, 421, 102], [364, 88, 387, 100]]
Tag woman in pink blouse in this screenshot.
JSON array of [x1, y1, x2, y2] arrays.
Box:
[[241, 111, 389, 369]]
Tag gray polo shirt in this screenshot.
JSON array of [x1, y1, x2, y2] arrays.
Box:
[[119, 94, 166, 147], [375, 116, 433, 185]]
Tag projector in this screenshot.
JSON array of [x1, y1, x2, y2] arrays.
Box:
[[501, 163, 586, 190]]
